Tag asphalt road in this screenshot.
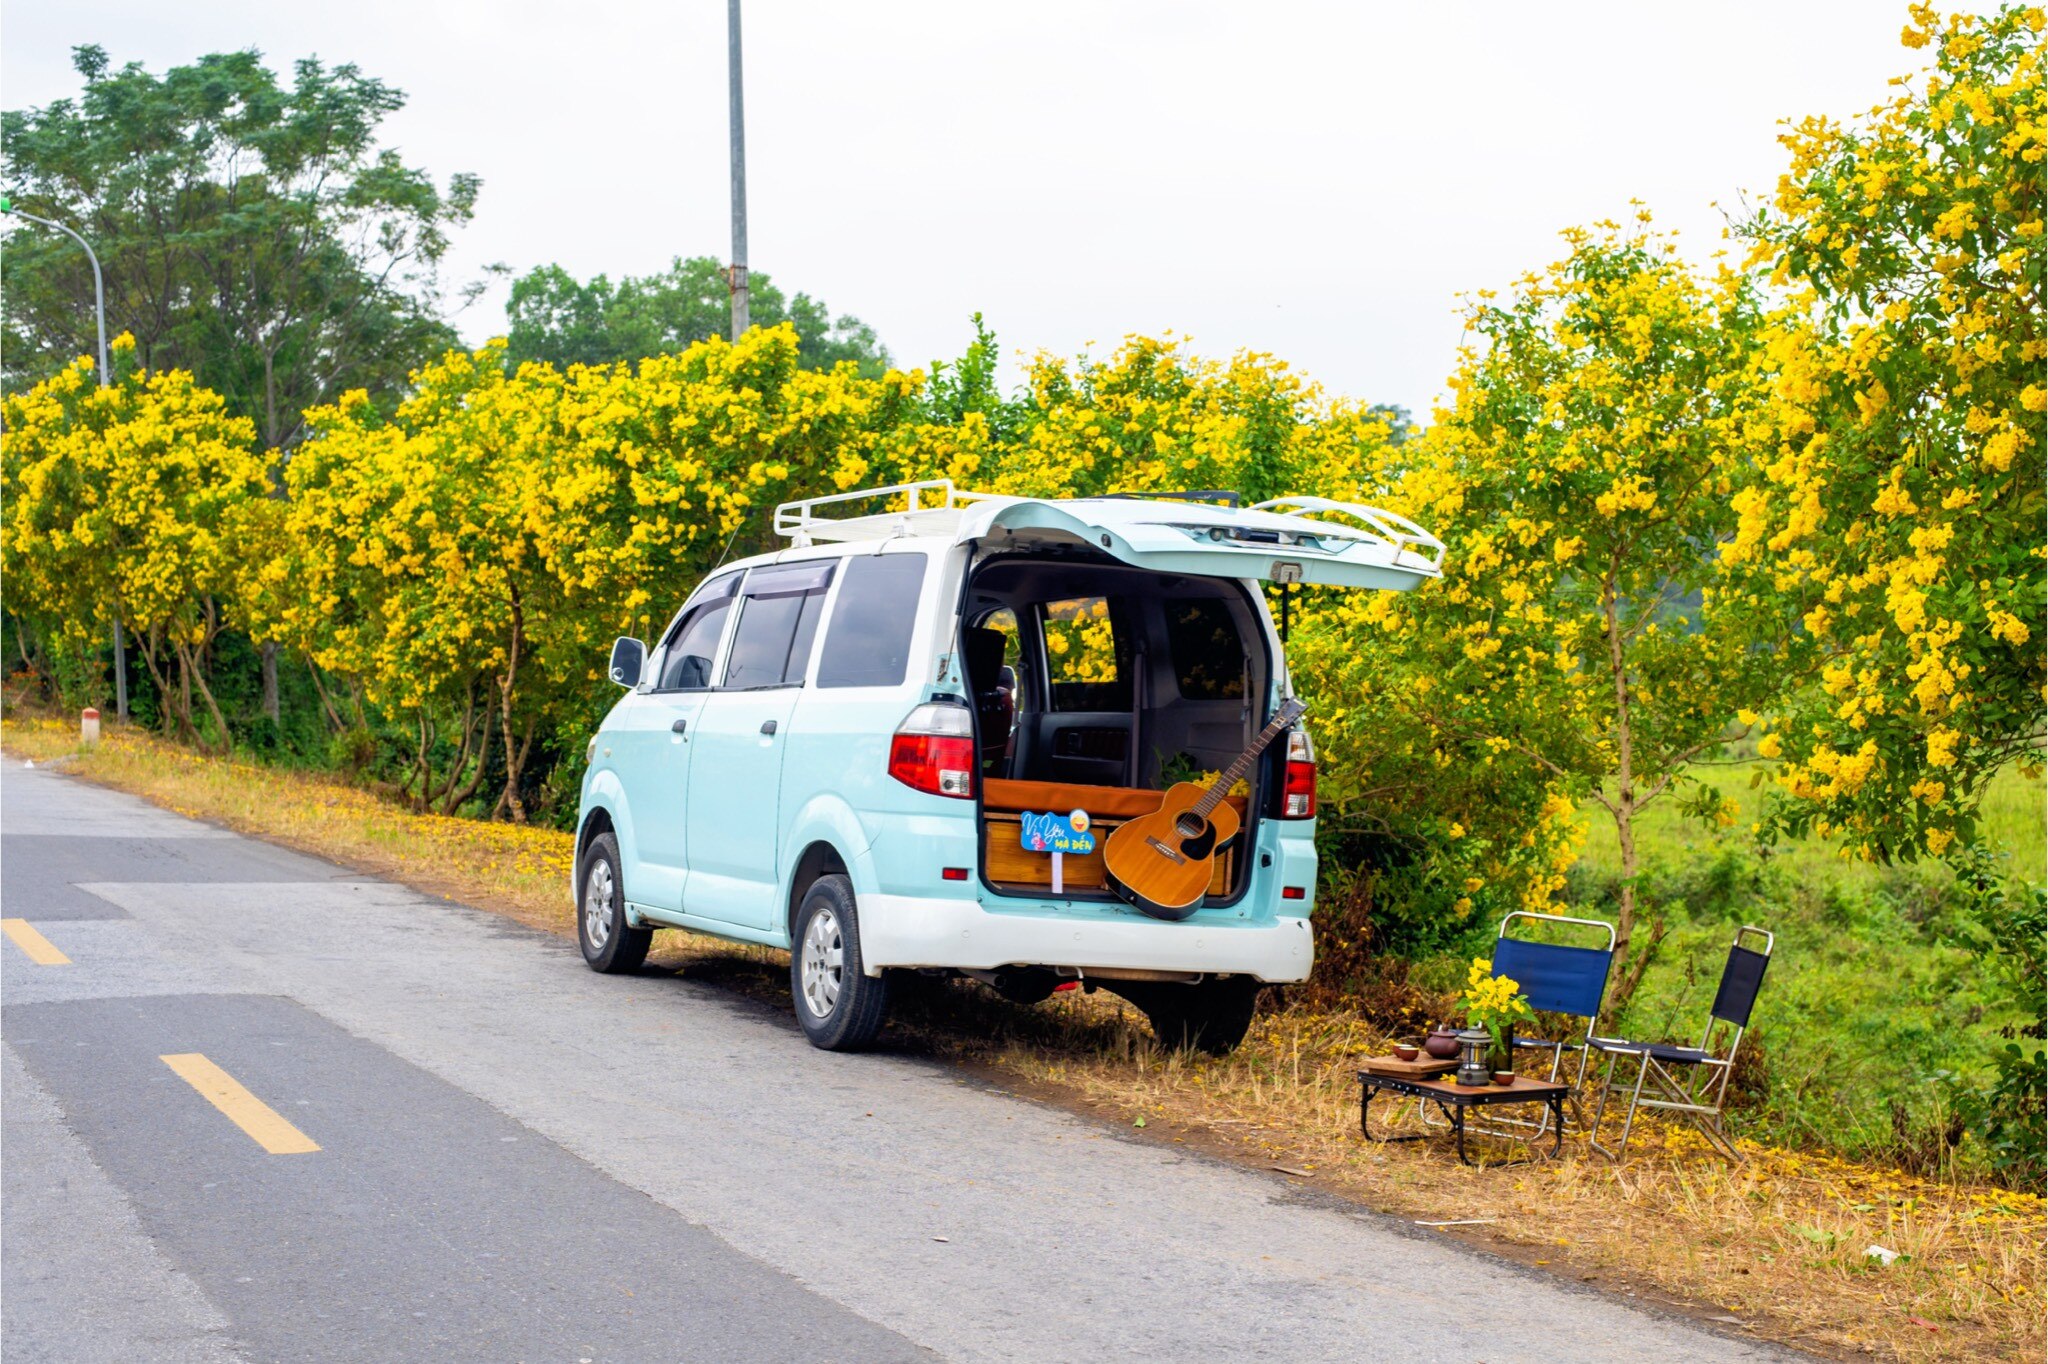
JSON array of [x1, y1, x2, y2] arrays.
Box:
[[1, 762, 1796, 1363]]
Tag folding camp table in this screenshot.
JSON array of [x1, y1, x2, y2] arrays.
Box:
[[1358, 1070, 1571, 1166]]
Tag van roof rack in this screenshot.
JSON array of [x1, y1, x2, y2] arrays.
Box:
[[773, 479, 1002, 545], [772, 481, 1445, 572]]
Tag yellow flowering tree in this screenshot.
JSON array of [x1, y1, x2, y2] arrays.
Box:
[[267, 345, 558, 815], [1, 340, 274, 748], [1286, 591, 1590, 966], [270, 324, 938, 817], [1352, 221, 1788, 1014], [1736, 3, 2045, 864], [536, 322, 926, 650], [979, 333, 1399, 502]]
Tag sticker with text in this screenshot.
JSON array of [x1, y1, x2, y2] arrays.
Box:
[[1021, 809, 1095, 855]]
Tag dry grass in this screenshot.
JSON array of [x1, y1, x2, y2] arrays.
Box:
[[6, 715, 2041, 1362]]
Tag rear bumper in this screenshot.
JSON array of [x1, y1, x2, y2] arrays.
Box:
[[856, 893, 1314, 982]]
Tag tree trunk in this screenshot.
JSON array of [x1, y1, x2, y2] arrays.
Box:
[[136, 630, 188, 742], [429, 684, 481, 811], [259, 641, 280, 724], [439, 696, 495, 816], [403, 714, 432, 811], [497, 587, 528, 823], [305, 658, 346, 734], [177, 639, 232, 755], [1599, 562, 1641, 1031]]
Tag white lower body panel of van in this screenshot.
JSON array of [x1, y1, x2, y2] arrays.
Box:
[[856, 894, 1315, 982]]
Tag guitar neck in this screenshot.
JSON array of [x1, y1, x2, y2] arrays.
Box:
[[1191, 702, 1303, 819]]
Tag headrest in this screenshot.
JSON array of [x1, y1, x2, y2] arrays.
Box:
[[963, 626, 1006, 683]]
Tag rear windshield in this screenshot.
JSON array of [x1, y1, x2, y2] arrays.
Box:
[[817, 553, 927, 688]]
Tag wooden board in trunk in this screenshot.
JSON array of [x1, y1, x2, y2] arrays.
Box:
[[982, 808, 1239, 897]]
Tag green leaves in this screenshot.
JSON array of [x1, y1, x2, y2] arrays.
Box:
[[504, 257, 891, 378], [2, 47, 475, 449]]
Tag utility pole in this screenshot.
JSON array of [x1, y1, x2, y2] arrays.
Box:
[[726, 0, 750, 341], [1, 197, 127, 720]]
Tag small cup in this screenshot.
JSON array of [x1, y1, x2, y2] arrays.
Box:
[[1493, 1071, 1516, 1086], [1392, 1044, 1419, 1062]]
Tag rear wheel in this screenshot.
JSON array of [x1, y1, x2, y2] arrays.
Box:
[[789, 875, 891, 1050], [578, 831, 651, 974], [1120, 978, 1261, 1055]]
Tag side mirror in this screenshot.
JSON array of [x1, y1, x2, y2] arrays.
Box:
[[608, 637, 646, 689]]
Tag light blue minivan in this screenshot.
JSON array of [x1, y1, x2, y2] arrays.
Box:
[[575, 482, 1442, 1052]]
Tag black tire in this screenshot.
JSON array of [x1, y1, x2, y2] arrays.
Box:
[[577, 831, 652, 974], [1122, 978, 1261, 1056], [789, 874, 891, 1050]]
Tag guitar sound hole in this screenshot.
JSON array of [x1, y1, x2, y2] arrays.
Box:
[[1174, 812, 1207, 840]]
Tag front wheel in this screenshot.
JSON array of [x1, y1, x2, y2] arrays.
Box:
[[789, 874, 891, 1051], [578, 831, 652, 974]]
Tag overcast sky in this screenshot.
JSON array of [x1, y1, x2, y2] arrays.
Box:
[[4, 2, 1930, 418]]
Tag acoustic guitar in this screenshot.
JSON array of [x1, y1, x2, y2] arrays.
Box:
[[1104, 698, 1308, 921]]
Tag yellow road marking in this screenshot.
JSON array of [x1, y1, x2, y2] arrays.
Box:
[[159, 1054, 320, 1155], [1, 918, 71, 966]]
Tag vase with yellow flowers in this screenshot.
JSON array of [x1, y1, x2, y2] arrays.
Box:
[[1462, 958, 1535, 1077]]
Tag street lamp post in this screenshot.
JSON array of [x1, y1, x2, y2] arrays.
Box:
[[727, 0, 750, 342], [2, 197, 127, 719]]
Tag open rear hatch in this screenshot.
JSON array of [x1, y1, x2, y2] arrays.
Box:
[[956, 494, 1444, 590], [771, 482, 1443, 916], [953, 555, 1272, 909], [943, 490, 1440, 911]]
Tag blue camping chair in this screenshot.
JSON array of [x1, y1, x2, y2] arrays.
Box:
[[1421, 911, 1615, 1145], [1491, 911, 1615, 1134], [1492, 911, 1617, 1115], [1587, 925, 1775, 1163]]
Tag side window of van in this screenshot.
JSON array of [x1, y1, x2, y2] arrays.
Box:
[[817, 553, 927, 688], [656, 572, 741, 691], [1042, 597, 1128, 712], [1165, 598, 1247, 700], [722, 561, 835, 689]]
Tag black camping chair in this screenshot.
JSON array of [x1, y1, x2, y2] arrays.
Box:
[[1587, 926, 1775, 1163]]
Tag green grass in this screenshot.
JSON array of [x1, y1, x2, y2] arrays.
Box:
[[1575, 761, 2045, 888], [1560, 762, 2045, 1173]]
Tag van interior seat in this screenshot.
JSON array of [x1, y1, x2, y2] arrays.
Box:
[[963, 625, 1014, 766]]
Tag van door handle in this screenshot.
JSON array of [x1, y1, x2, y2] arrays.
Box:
[[759, 720, 778, 736], [671, 719, 688, 734]]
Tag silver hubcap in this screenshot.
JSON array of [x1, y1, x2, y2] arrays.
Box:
[[800, 907, 845, 1018], [583, 859, 615, 951]]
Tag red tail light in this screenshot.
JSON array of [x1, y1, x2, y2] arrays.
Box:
[[1280, 728, 1316, 819], [888, 703, 976, 798]]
